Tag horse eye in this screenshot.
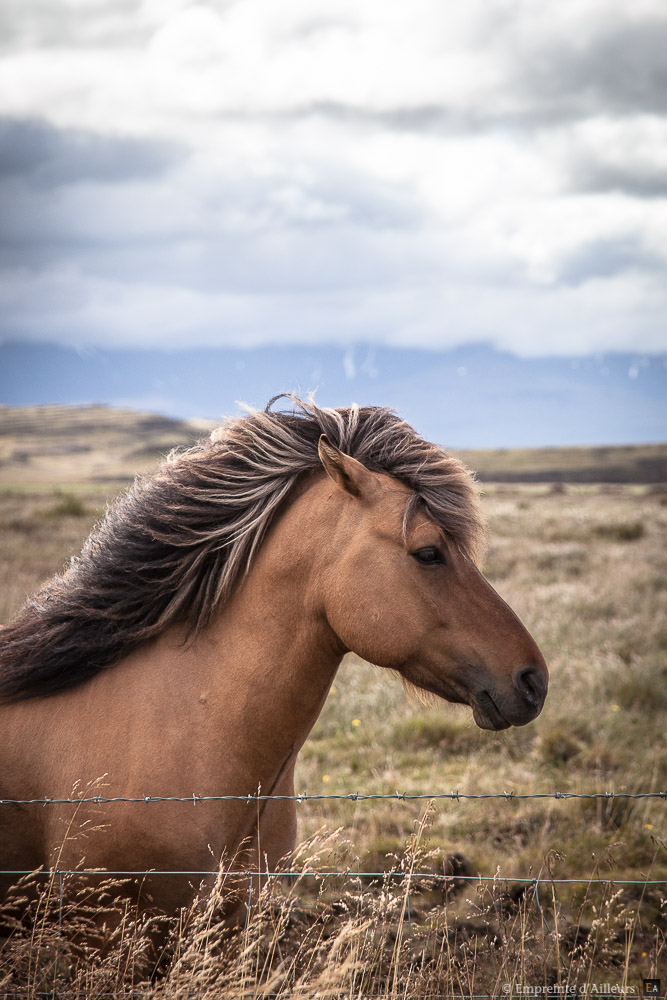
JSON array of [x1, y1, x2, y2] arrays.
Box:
[[412, 546, 444, 565]]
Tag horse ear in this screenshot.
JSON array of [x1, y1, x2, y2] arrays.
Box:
[[318, 435, 374, 499]]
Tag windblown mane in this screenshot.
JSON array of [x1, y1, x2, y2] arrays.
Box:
[[0, 395, 484, 702]]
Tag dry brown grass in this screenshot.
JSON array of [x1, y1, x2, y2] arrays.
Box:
[[1, 824, 663, 998]]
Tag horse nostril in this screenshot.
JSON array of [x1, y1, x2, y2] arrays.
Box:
[[516, 666, 545, 709]]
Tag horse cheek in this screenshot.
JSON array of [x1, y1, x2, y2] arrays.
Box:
[[327, 564, 422, 669]]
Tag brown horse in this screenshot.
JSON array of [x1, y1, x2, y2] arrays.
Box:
[[0, 396, 547, 915]]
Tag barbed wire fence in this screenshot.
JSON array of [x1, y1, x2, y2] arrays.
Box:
[[2, 789, 665, 898]]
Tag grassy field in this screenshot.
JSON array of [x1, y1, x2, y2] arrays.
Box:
[[0, 405, 665, 997], [0, 404, 211, 486]]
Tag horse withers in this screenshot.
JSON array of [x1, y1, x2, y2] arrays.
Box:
[[0, 396, 547, 916]]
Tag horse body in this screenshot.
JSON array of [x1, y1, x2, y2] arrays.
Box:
[[0, 473, 342, 912], [0, 400, 548, 915]]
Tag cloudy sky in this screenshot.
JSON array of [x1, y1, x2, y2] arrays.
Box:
[[0, 0, 666, 443]]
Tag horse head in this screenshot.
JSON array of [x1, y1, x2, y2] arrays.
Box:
[[317, 435, 548, 730]]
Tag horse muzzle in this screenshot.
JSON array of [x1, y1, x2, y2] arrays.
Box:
[[471, 662, 549, 731]]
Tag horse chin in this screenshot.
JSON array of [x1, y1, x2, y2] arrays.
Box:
[[400, 665, 515, 731], [471, 693, 512, 731]]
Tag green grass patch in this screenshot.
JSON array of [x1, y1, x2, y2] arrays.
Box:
[[44, 490, 91, 519], [593, 520, 645, 542], [392, 714, 481, 754]]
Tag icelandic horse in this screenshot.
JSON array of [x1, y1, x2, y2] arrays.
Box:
[[0, 396, 547, 916]]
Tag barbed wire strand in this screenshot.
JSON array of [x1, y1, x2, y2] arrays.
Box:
[[1, 869, 664, 884], [0, 790, 665, 806]]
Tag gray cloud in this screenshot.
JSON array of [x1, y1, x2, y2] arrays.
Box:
[[569, 160, 667, 200], [210, 99, 579, 138], [0, 0, 147, 52], [558, 238, 666, 286], [266, 102, 488, 135], [510, 16, 667, 120], [0, 117, 185, 187]]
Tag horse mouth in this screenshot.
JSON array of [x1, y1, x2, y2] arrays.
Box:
[[471, 691, 511, 731]]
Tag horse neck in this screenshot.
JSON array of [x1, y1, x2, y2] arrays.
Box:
[[201, 473, 346, 761]]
